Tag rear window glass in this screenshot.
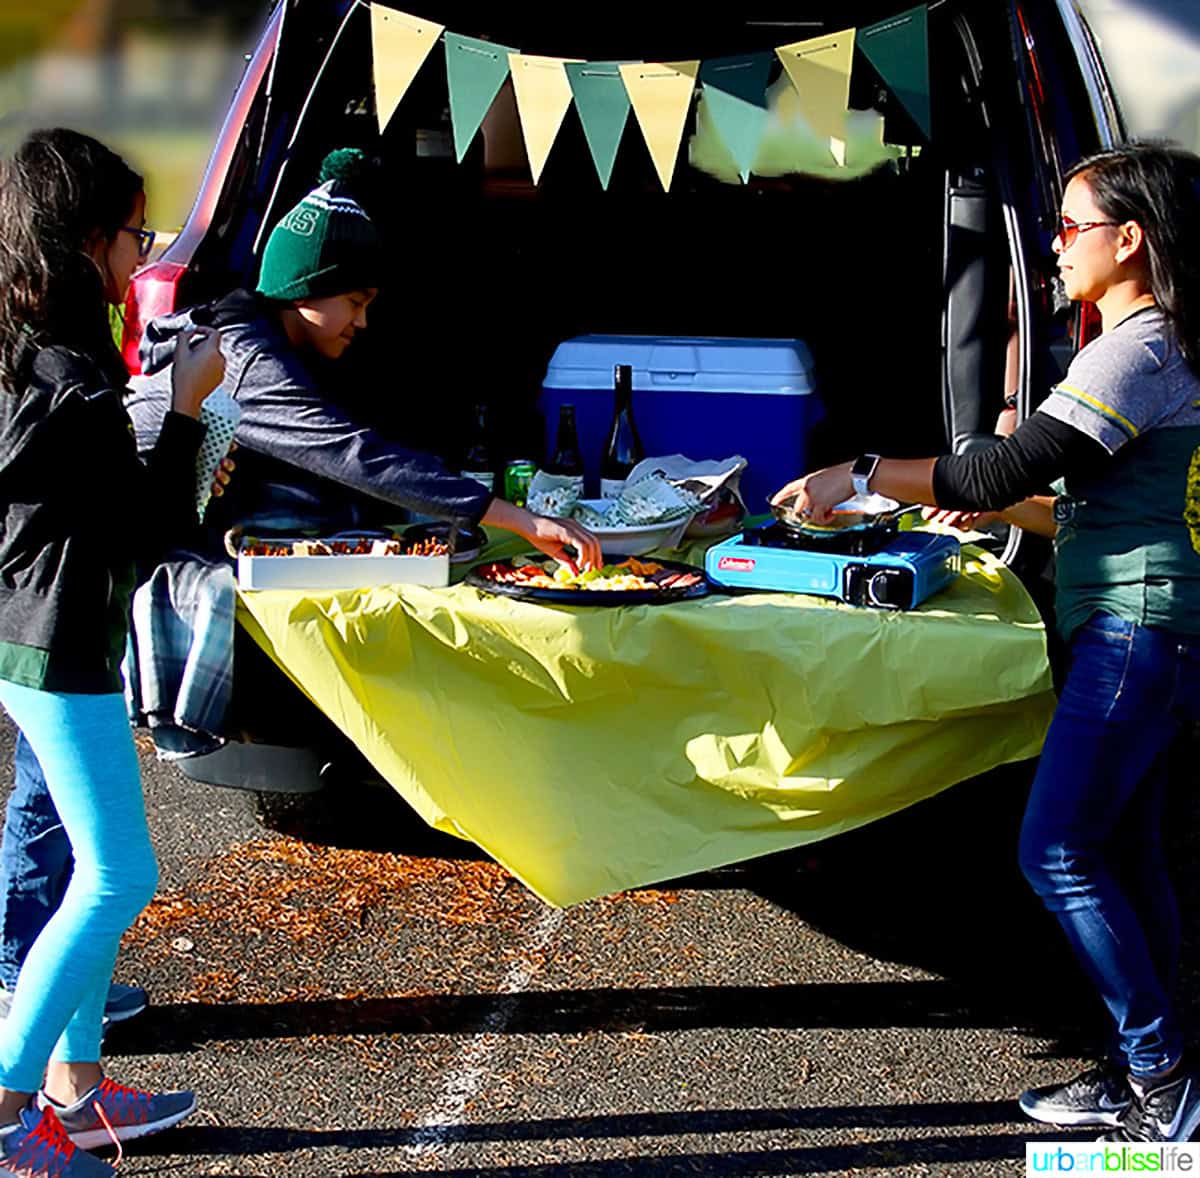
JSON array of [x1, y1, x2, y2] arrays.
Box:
[[1076, 0, 1200, 152]]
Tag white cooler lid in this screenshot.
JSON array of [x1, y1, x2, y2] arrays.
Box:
[[543, 335, 816, 396]]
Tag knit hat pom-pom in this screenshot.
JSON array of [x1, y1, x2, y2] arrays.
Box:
[[318, 147, 369, 186]]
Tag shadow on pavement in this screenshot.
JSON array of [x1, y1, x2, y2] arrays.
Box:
[[245, 730, 1200, 1060], [729, 741, 1200, 1054], [108, 976, 1070, 1056], [131, 1101, 1071, 1166], [744, 763, 1082, 995], [334, 1137, 1044, 1176], [342, 1137, 1037, 1176]]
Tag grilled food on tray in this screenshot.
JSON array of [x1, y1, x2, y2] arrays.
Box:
[[475, 557, 704, 592]]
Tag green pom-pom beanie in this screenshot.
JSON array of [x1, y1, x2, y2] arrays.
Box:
[[257, 148, 383, 301]]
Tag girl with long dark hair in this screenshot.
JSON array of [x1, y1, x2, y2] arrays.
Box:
[[773, 142, 1200, 1144], [0, 128, 224, 1175]]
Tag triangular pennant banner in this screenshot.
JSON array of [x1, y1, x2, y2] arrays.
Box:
[[444, 32, 520, 163], [698, 52, 773, 183], [858, 5, 931, 140], [692, 76, 903, 183], [619, 60, 700, 192], [565, 61, 637, 190], [370, 6, 445, 135], [508, 54, 581, 184], [776, 29, 856, 165]]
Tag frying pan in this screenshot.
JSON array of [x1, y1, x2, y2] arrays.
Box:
[[771, 492, 909, 537]]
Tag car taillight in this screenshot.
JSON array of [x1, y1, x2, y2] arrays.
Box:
[[121, 261, 188, 375]]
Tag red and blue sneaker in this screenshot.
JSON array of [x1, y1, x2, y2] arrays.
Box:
[[38, 1077, 196, 1152], [0, 1103, 114, 1176]]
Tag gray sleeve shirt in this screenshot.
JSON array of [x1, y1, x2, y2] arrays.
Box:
[[1038, 308, 1200, 454]]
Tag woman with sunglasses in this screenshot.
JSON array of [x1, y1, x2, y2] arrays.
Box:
[[0, 129, 225, 1176], [773, 142, 1200, 1144]]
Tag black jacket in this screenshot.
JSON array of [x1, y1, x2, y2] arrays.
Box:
[[0, 342, 203, 692]]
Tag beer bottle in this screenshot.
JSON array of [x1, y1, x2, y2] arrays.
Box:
[[547, 404, 585, 494], [600, 364, 643, 499], [460, 403, 496, 495]]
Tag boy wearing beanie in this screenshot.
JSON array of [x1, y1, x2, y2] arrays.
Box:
[[257, 149, 383, 308], [126, 150, 599, 742], [131, 149, 598, 568]]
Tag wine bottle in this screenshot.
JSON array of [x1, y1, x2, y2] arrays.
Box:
[[547, 403, 585, 495], [460, 403, 496, 495], [600, 364, 644, 500]]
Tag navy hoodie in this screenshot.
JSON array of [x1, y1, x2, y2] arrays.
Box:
[[128, 289, 493, 537]]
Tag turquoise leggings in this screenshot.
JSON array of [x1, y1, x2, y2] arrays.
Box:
[[0, 682, 156, 1092]]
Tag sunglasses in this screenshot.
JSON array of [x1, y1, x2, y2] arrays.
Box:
[[1052, 215, 1119, 250], [121, 225, 156, 259]]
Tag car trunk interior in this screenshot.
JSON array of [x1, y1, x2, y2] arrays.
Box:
[[185, 1, 1034, 478], [169, 0, 1103, 780]]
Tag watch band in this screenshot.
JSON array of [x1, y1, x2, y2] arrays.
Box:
[[851, 453, 881, 497]]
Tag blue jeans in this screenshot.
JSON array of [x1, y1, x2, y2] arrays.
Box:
[[1019, 613, 1200, 1077], [0, 731, 72, 992]]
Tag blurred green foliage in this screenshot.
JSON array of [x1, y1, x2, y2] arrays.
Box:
[[0, 0, 273, 229], [0, 3, 88, 72], [0, 0, 269, 51]]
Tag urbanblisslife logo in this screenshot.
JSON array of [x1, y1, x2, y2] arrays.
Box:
[[1027, 1143, 1200, 1174]]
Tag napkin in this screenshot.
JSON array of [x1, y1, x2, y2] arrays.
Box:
[[194, 387, 241, 520]]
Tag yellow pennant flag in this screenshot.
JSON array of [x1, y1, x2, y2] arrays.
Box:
[[776, 28, 856, 166], [508, 54, 582, 184], [619, 60, 700, 192], [370, 5, 445, 135]]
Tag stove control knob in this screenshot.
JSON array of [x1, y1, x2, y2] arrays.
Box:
[[843, 565, 915, 610]]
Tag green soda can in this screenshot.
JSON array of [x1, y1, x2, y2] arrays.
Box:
[[504, 459, 537, 507]]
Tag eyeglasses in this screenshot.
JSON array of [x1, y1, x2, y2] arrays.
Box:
[[121, 226, 156, 259], [1052, 215, 1119, 250]]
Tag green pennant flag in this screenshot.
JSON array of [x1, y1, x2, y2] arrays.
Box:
[[444, 32, 520, 163], [858, 5, 931, 140], [564, 61, 637, 190], [698, 53, 773, 184]]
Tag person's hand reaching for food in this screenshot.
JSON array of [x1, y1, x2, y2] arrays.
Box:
[[522, 512, 603, 574], [481, 498, 602, 573]]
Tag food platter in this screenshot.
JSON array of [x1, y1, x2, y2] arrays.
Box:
[[237, 531, 450, 590], [466, 554, 709, 606]]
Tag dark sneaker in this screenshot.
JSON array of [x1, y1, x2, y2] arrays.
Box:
[[1019, 1060, 1132, 1127], [0, 983, 147, 1026], [39, 1077, 196, 1150], [101, 984, 147, 1025], [0, 1103, 114, 1176], [1100, 1065, 1200, 1143]]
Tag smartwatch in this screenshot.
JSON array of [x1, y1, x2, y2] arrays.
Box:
[[850, 453, 881, 498]]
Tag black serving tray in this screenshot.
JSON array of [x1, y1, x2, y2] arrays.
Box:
[[465, 554, 710, 607]]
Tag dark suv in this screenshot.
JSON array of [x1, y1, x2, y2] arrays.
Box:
[[122, 0, 1127, 798]]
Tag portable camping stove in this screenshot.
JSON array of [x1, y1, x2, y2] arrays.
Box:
[[704, 517, 962, 610]]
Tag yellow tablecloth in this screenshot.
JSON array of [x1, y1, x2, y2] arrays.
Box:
[[236, 532, 1055, 906]]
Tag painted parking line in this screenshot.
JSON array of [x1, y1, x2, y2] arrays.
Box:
[[403, 905, 566, 1161]]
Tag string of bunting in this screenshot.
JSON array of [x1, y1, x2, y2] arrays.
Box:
[[369, 3, 931, 191]]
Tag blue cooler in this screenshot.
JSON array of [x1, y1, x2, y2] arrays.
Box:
[[540, 335, 821, 511]]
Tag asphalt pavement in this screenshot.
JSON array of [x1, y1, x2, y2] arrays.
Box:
[[5, 716, 1197, 1177]]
